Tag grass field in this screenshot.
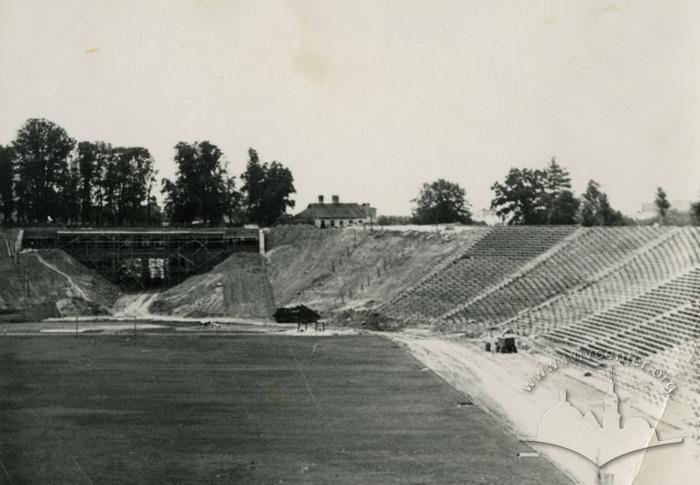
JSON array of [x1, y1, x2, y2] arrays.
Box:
[[0, 333, 572, 484]]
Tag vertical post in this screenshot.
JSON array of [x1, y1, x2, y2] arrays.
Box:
[[258, 229, 265, 255]]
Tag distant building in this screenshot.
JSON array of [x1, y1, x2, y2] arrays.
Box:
[[642, 200, 691, 212], [296, 195, 377, 228], [671, 200, 692, 212], [637, 200, 692, 220], [474, 208, 501, 226]]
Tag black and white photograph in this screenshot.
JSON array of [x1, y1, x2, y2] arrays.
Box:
[[0, 1, 698, 483]]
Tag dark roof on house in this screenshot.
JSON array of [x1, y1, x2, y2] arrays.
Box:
[[296, 203, 372, 220]]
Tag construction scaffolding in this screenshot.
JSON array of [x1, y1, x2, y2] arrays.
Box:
[[21, 227, 260, 290]]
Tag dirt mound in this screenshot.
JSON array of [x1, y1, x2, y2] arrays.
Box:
[[0, 233, 120, 318], [149, 252, 275, 319], [56, 297, 110, 317]]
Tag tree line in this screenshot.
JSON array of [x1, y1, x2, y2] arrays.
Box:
[[408, 158, 700, 226], [1, 118, 698, 228], [0, 119, 295, 226]]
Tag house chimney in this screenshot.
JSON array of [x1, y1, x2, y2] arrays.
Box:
[[318, 195, 324, 204], [332, 195, 339, 204]]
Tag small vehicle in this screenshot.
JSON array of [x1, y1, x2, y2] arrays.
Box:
[[495, 336, 517, 353]]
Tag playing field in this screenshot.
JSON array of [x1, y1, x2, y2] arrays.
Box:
[[0, 333, 571, 484]]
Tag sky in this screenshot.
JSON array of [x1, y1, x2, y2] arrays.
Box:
[[1, 0, 698, 217]]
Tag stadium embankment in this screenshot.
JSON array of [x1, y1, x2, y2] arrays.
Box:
[[0, 230, 119, 319], [128, 225, 486, 322], [266, 225, 491, 316], [62, 224, 699, 337]]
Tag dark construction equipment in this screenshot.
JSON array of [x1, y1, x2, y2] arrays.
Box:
[[274, 305, 321, 324], [495, 336, 517, 353]]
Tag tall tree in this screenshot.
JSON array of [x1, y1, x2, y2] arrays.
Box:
[[548, 190, 580, 224], [0, 145, 14, 224], [12, 118, 76, 223], [490, 167, 548, 224], [240, 148, 266, 224], [654, 186, 671, 223], [241, 148, 296, 226], [543, 158, 577, 224], [262, 161, 296, 224], [544, 157, 572, 194], [106, 147, 155, 224], [580, 180, 625, 226], [411, 179, 472, 224], [75, 141, 112, 224], [162, 141, 240, 225]]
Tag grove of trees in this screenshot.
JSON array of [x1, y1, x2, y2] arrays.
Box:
[[0, 118, 297, 227], [161, 141, 238, 225], [490, 158, 581, 225], [489, 158, 634, 226], [0, 119, 159, 225]]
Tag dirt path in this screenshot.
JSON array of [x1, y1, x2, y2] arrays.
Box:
[[29, 251, 89, 300], [112, 293, 160, 318], [389, 333, 698, 485]]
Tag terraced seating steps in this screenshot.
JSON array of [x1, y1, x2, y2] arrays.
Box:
[[508, 228, 700, 336], [541, 268, 700, 372], [383, 226, 576, 320], [445, 227, 671, 326]]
